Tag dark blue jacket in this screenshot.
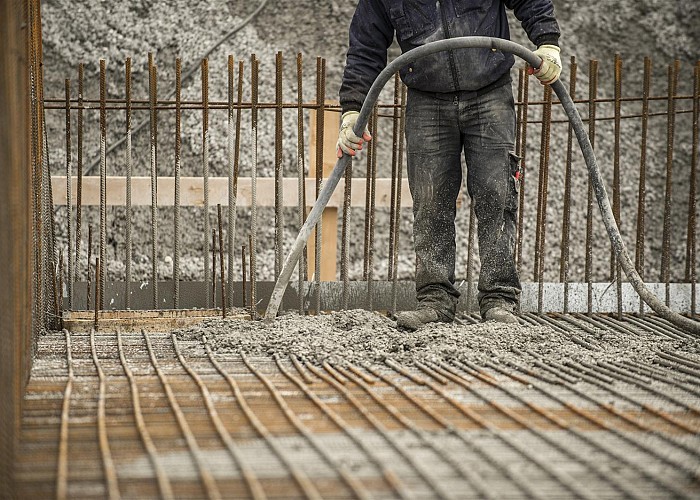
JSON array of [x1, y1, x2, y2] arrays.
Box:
[[340, 0, 560, 113]]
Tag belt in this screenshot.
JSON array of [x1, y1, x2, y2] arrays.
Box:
[[409, 72, 512, 102]]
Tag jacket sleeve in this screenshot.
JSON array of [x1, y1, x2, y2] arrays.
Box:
[[339, 0, 394, 114], [504, 0, 561, 48]]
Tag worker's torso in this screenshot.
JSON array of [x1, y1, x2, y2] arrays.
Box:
[[380, 0, 514, 93]]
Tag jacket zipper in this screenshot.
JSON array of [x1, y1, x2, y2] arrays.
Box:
[[437, 0, 460, 91]]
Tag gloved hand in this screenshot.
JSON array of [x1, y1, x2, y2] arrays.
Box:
[[529, 45, 562, 85], [336, 111, 372, 158]]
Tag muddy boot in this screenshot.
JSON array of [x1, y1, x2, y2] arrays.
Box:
[[396, 308, 444, 331], [481, 305, 519, 325]]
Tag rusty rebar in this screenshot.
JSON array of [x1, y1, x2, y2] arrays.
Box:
[[94, 258, 100, 329], [99, 60, 106, 310], [661, 61, 679, 306], [689, 62, 700, 316], [313, 57, 325, 314], [64, 78, 73, 309], [74, 64, 84, 289], [560, 57, 576, 313], [241, 244, 247, 308], [341, 146, 353, 311], [516, 68, 529, 277], [275, 51, 284, 280], [148, 55, 159, 309], [296, 53, 307, 314], [226, 56, 235, 308], [535, 84, 552, 314], [388, 73, 401, 281], [613, 54, 623, 319], [367, 106, 379, 311], [87, 225, 92, 310], [173, 58, 182, 309], [391, 84, 407, 315], [218, 204, 226, 318], [585, 60, 598, 316], [229, 60, 244, 309], [636, 57, 651, 315], [250, 55, 259, 318], [212, 229, 217, 307], [202, 58, 210, 309], [125, 58, 132, 310]]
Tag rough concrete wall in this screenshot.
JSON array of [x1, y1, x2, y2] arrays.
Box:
[[38, 0, 698, 286]]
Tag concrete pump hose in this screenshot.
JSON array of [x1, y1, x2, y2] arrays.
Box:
[[264, 36, 700, 335]]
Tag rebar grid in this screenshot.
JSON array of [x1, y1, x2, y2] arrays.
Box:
[[17, 322, 700, 498]]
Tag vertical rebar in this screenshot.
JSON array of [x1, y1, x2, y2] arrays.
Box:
[[58, 252, 64, 325], [312, 57, 325, 314], [296, 53, 307, 314], [363, 111, 373, 281], [341, 155, 353, 311], [250, 55, 259, 318], [64, 79, 73, 309], [218, 204, 226, 318], [661, 61, 678, 307], [241, 244, 247, 308], [173, 59, 182, 308], [202, 58, 210, 308], [249, 232, 255, 316], [585, 60, 598, 316], [274, 51, 284, 280], [535, 84, 552, 315], [612, 54, 623, 319], [74, 64, 84, 290], [148, 55, 159, 309], [99, 60, 107, 311], [636, 57, 651, 315], [688, 62, 700, 316], [229, 60, 244, 309], [391, 84, 407, 315], [94, 258, 100, 330], [125, 59, 133, 309], [560, 57, 576, 313], [226, 56, 235, 308], [87, 225, 92, 310], [516, 68, 529, 277], [367, 106, 378, 311], [212, 230, 217, 308], [388, 73, 401, 280]]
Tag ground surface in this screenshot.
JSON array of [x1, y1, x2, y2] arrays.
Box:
[[17, 311, 700, 499]]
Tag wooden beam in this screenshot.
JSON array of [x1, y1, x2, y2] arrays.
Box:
[[307, 102, 340, 281], [52, 175, 414, 208]]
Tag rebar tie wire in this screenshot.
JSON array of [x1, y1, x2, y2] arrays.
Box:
[[264, 36, 700, 335]]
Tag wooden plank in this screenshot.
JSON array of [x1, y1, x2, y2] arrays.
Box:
[[62, 308, 250, 333], [51, 175, 414, 208], [307, 102, 340, 281]]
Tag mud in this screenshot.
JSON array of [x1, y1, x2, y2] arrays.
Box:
[[175, 309, 696, 367]]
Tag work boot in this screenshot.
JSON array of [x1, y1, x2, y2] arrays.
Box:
[[396, 308, 443, 331], [481, 305, 519, 325]]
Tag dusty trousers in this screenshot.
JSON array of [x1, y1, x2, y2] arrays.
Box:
[[405, 81, 522, 318]]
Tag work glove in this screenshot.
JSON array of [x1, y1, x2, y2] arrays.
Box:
[[336, 111, 372, 158], [529, 44, 562, 85]]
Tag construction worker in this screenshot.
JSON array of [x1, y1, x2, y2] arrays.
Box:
[[337, 0, 562, 329]]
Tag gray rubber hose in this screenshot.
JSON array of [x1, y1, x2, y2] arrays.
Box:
[[263, 36, 700, 335]]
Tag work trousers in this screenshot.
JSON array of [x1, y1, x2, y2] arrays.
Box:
[[405, 82, 522, 318]]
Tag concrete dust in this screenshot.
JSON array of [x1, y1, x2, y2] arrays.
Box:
[[175, 309, 695, 367]]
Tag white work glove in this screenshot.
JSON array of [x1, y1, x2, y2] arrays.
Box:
[[530, 44, 562, 85], [336, 111, 372, 158]]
